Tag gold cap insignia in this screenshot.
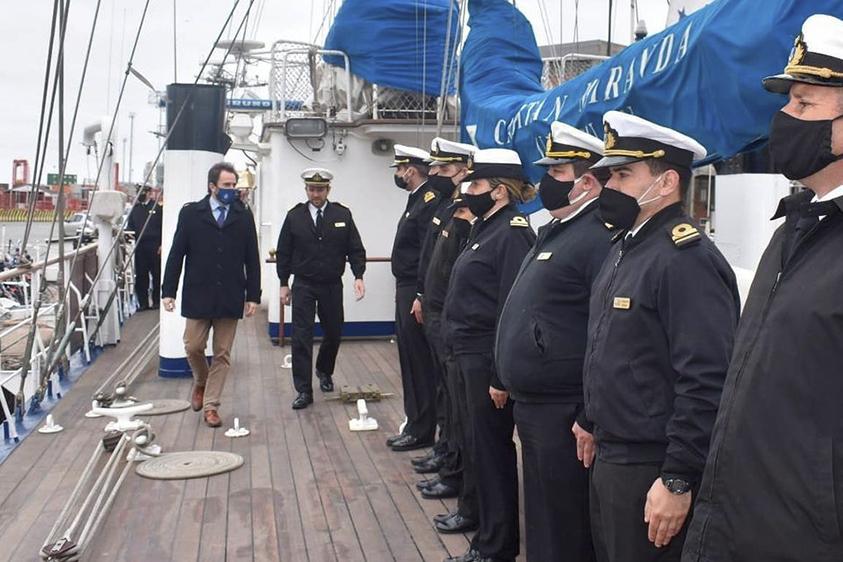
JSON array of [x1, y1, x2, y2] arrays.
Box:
[[604, 122, 618, 150], [510, 216, 529, 228], [545, 134, 553, 155], [789, 33, 807, 67]]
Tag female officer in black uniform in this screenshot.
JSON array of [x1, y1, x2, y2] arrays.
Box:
[[442, 148, 536, 562]]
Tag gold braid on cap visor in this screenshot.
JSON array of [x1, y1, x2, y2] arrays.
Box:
[[784, 64, 843, 79], [544, 150, 593, 159], [603, 149, 666, 159]]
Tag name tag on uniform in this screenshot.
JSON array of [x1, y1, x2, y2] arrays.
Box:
[[432, 217, 441, 226], [471, 243, 480, 250], [405, 212, 410, 218], [441, 230, 449, 238], [334, 222, 346, 227], [613, 297, 631, 310], [537, 252, 552, 261]]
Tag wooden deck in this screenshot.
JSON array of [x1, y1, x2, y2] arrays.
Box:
[[0, 310, 523, 562]]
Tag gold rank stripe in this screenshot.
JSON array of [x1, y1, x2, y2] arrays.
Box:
[[613, 297, 631, 310], [424, 191, 436, 203], [510, 216, 529, 227]]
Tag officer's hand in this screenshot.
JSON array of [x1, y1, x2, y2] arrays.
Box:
[[162, 298, 176, 312], [411, 298, 424, 324], [280, 286, 291, 305], [644, 478, 692, 548], [354, 279, 365, 301], [571, 422, 595, 468], [244, 301, 258, 317], [488, 386, 508, 409]]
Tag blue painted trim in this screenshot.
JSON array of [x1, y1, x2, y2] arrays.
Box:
[[270, 320, 396, 339], [159, 355, 212, 378]]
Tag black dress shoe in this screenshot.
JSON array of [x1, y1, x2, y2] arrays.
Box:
[[390, 434, 434, 452], [421, 481, 459, 499], [433, 510, 458, 524], [411, 452, 436, 467], [435, 513, 478, 534], [416, 477, 439, 491], [386, 433, 406, 447], [316, 370, 334, 392], [445, 549, 480, 562], [291, 393, 313, 410], [414, 455, 445, 474]]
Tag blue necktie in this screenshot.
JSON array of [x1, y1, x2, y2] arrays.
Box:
[[216, 206, 227, 227]]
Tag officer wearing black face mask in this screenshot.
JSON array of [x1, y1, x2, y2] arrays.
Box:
[[442, 148, 537, 562], [495, 122, 610, 562], [582, 111, 740, 562], [127, 184, 163, 310], [410, 139, 474, 499], [684, 15, 843, 562], [388, 144, 443, 452]]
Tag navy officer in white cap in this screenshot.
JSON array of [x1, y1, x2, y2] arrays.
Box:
[[411, 138, 474, 490], [442, 148, 536, 562], [684, 14, 843, 562], [495, 122, 611, 561], [582, 111, 739, 562], [387, 144, 443, 452], [276, 168, 366, 410]]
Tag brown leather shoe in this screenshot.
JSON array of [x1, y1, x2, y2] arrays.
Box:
[[190, 385, 205, 411], [204, 409, 221, 428]]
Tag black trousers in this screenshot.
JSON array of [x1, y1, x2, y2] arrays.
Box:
[[134, 243, 160, 308], [456, 352, 519, 559], [514, 401, 595, 562], [590, 459, 688, 562], [446, 353, 476, 518], [291, 280, 343, 394], [423, 308, 449, 454], [394, 283, 436, 440]]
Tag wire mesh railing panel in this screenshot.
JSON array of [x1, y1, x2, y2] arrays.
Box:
[[541, 55, 609, 89]]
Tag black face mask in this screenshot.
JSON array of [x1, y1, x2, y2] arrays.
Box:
[[137, 193, 147, 203], [539, 174, 575, 211], [427, 174, 457, 197], [769, 111, 843, 180], [394, 173, 409, 190], [598, 188, 641, 230], [451, 216, 472, 237], [463, 190, 496, 218]]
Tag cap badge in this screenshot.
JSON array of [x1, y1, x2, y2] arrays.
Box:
[[604, 123, 618, 150], [545, 134, 553, 155], [789, 33, 807, 67]]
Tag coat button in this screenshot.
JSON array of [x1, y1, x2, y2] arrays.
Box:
[[218, 247, 223, 253]]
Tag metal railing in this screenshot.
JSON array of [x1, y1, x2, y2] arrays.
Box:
[[541, 53, 610, 89], [0, 239, 136, 442]]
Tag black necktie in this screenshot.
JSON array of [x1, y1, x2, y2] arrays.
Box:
[[316, 208, 324, 238]]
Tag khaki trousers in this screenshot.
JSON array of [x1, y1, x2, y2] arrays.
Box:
[[183, 317, 239, 411]]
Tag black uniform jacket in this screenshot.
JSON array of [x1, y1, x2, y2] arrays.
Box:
[[684, 190, 843, 562], [162, 196, 261, 319], [275, 200, 366, 286], [441, 204, 536, 385], [582, 203, 739, 481], [391, 183, 443, 285], [127, 201, 162, 247], [417, 196, 457, 295], [496, 202, 612, 404], [423, 214, 472, 315]]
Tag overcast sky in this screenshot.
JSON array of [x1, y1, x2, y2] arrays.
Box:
[[0, 0, 669, 187]]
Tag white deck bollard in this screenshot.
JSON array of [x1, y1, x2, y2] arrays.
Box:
[[349, 399, 378, 432]]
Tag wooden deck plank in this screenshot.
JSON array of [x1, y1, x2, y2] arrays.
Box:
[[0, 310, 528, 562]]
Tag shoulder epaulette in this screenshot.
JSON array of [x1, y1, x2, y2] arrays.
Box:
[[510, 216, 529, 228], [289, 202, 305, 212], [423, 190, 437, 203], [669, 223, 701, 248], [332, 201, 348, 209]]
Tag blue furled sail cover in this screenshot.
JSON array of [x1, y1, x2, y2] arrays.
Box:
[[323, 0, 460, 96], [460, 0, 843, 211]]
